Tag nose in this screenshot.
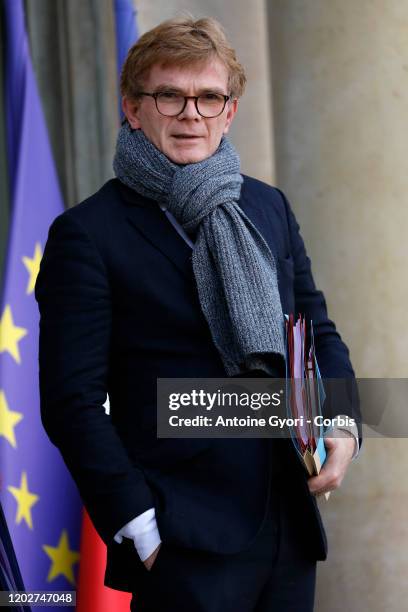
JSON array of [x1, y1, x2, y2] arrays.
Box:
[[177, 98, 201, 120]]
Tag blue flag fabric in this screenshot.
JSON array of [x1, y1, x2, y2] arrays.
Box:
[[0, 503, 29, 611], [0, 0, 82, 606], [114, 0, 139, 118]]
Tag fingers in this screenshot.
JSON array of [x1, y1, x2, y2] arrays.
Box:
[[308, 466, 344, 496], [308, 437, 350, 496]]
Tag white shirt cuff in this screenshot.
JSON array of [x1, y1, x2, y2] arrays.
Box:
[[327, 414, 360, 460], [113, 507, 161, 562]]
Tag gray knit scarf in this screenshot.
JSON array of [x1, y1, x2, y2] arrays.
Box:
[[113, 123, 285, 376]]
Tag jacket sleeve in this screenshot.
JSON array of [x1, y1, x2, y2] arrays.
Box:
[[35, 211, 155, 544], [277, 188, 361, 438]]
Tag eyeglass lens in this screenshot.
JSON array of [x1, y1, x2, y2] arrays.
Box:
[[156, 93, 227, 117]]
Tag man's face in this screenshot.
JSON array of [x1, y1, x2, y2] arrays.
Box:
[[122, 58, 238, 165]]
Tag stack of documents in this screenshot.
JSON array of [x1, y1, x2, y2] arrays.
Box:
[[285, 314, 329, 497]]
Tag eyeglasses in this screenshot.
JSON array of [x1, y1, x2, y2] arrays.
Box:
[[137, 91, 231, 118]]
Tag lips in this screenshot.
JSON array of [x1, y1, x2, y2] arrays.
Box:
[[172, 134, 202, 139]]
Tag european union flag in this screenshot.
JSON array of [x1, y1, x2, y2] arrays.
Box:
[[114, 0, 139, 119], [0, 0, 82, 608]]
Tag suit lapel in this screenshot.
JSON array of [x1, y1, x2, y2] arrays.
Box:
[[118, 180, 193, 280], [238, 190, 279, 259]]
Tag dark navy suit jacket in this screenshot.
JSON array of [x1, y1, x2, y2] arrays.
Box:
[[35, 175, 356, 592]]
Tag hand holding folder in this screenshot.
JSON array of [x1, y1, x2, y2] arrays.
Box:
[[285, 314, 330, 501]]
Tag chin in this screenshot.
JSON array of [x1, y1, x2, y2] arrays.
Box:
[[167, 144, 211, 165], [176, 151, 211, 165]]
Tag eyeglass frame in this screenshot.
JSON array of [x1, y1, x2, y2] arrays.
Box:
[[136, 91, 232, 118]]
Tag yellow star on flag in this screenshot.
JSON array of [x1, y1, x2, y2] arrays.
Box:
[[22, 242, 42, 295], [43, 530, 80, 586], [0, 389, 23, 448], [7, 471, 39, 529], [0, 305, 28, 364]]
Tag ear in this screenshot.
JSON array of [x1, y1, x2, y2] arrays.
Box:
[[122, 96, 142, 129], [223, 98, 239, 135]]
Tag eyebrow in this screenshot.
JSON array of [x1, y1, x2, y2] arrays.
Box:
[[153, 84, 227, 95]]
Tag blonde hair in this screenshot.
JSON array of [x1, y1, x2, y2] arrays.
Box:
[[120, 16, 247, 100]]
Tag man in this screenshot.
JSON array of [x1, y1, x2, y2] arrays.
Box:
[[35, 16, 359, 612]]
